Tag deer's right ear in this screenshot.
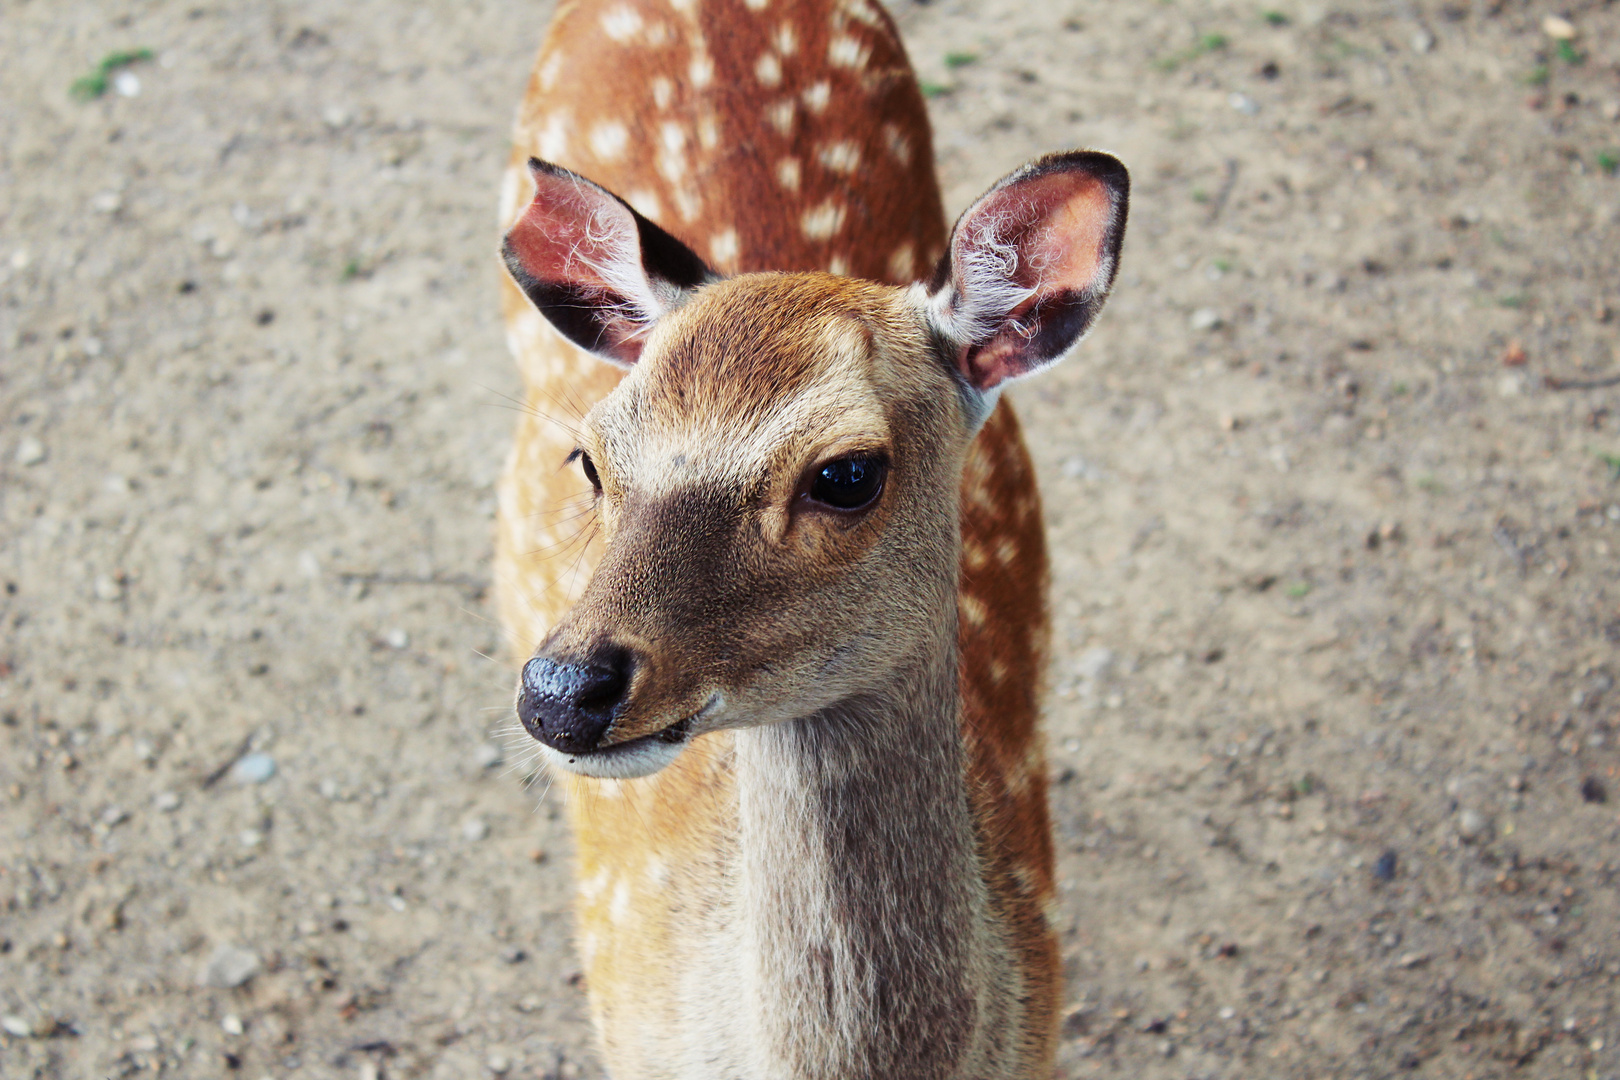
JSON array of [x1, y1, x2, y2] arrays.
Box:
[[502, 159, 715, 367]]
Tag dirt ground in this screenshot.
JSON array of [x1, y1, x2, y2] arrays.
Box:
[[2, 0, 1619, 1077]]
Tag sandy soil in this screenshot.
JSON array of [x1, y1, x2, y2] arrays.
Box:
[[2, 1, 1619, 1077]]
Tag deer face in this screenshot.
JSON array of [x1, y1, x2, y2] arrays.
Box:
[[504, 155, 1127, 777]]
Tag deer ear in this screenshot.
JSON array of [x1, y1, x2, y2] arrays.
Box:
[[928, 151, 1129, 396], [502, 159, 715, 367]]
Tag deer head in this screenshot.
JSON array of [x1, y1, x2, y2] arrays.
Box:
[[504, 152, 1128, 778]]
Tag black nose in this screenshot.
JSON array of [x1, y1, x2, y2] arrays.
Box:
[[516, 648, 634, 753]]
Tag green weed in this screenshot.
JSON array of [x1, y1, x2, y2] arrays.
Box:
[[1285, 582, 1311, 599], [1156, 32, 1228, 72], [71, 48, 153, 100], [944, 51, 979, 69], [1262, 10, 1288, 26]]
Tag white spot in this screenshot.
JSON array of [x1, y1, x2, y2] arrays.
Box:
[[995, 537, 1018, 564], [709, 228, 739, 269], [755, 52, 782, 87], [801, 80, 831, 112], [776, 157, 801, 191], [537, 111, 569, 161], [887, 241, 915, 282], [539, 53, 564, 91], [962, 538, 988, 570], [689, 52, 714, 88], [961, 592, 988, 628], [646, 857, 670, 886], [601, 5, 644, 41], [697, 112, 720, 150], [498, 166, 526, 226], [828, 35, 869, 69], [580, 868, 611, 901], [774, 22, 798, 55], [673, 187, 703, 222], [610, 879, 632, 923], [766, 99, 795, 135], [579, 930, 599, 964], [818, 140, 860, 173], [626, 188, 662, 221], [657, 122, 688, 183], [840, 0, 884, 28], [668, 0, 695, 12], [589, 120, 629, 161], [745, 0, 769, 9], [882, 123, 912, 165], [989, 658, 1009, 684], [800, 199, 846, 239], [652, 76, 675, 109], [827, 254, 850, 275], [644, 20, 672, 45]]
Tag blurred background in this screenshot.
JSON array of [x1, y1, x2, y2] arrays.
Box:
[[2, 1, 1618, 1077]]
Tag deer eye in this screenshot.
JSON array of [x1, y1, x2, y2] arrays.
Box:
[[808, 454, 886, 511], [568, 448, 602, 492]]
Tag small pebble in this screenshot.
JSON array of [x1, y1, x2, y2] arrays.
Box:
[[1075, 647, 1115, 682], [100, 805, 129, 827], [462, 818, 489, 842], [199, 944, 261, 989], [383, 628, 409, 650], [154, 791, 182, 812], [1372, 849, 1398, 882], [1218, 1006, 1236, 1020], [113, 70, 141, 97], [15, 437, 46, 467], [221, 1013, 245, 1035], [1189, 308, 1222, 332], [1456, 808, 1488, 842], [487, 1054, 512, 1075], [1228, 91, 1259, 116], [500, 945, 527, 964], [1, 1015, 32, 1038], [1580, 776, 1607, 804], [94, 575, 124, 601], [229, 752, 276, 785], [1410, 28, 1434, 53], [239, 828, 264, 848], [475, 743, 504, 769], [1542, 14, 1576, 40]]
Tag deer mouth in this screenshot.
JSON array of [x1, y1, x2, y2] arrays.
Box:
[[546, 696, 718, 779]]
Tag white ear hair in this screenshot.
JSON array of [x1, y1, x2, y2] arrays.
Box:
[[926, 212, 1037, 349]]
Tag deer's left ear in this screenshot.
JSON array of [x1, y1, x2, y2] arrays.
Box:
[[927, 151, 1129, 396]]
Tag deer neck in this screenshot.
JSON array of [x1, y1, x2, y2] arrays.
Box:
[[731, 626, 1008, 1080]]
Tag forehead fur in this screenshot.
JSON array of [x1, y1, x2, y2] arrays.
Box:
[[586, 273, 950, 487], [642, 272, 897, 419]]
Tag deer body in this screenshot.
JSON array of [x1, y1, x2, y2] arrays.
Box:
[[495, 2, 1128, 1077]]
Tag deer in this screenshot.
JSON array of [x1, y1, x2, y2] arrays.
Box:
[[492, 1, 1127, 1076]]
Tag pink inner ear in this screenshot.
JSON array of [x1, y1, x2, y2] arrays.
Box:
[[985, 171, 1114, 296], [507, 171, 643, 309]]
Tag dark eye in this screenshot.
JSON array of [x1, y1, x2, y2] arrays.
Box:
[[569, 449, 601, 492], [808, 455, 886, 511]]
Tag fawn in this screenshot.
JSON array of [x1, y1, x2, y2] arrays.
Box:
[[494, 1, 1127, 1076]]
